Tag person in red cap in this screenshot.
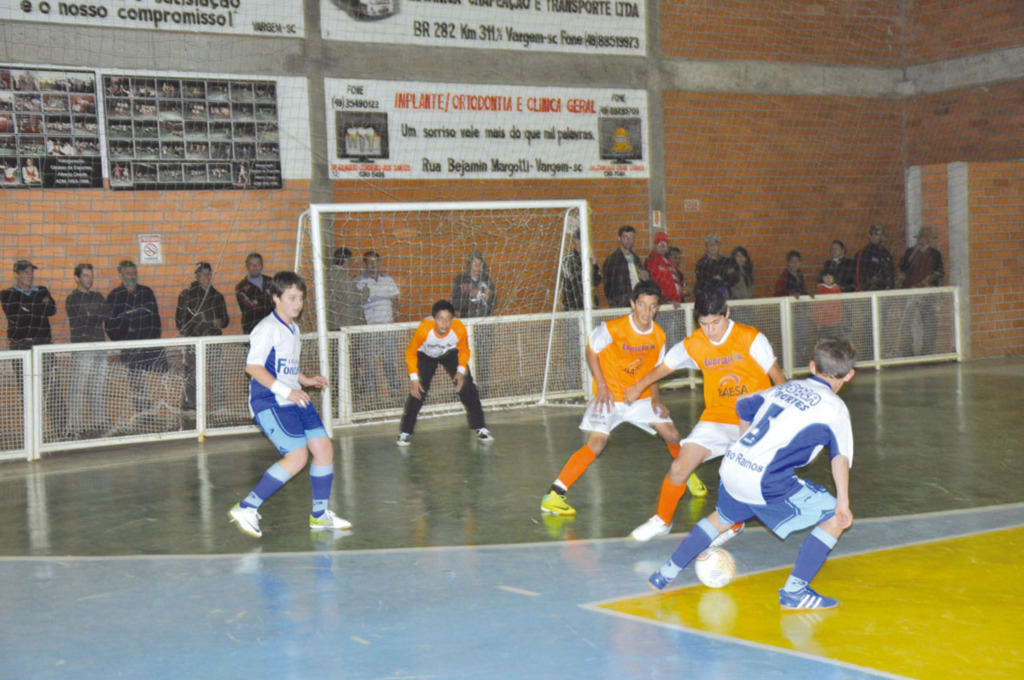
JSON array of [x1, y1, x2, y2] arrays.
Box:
[[1, 260, 56, 350], [645, 232, 685, 308]]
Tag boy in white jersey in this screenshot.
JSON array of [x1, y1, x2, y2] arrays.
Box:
[[228, 271, 351, 538], [648, 338, 856, 611], [396, 299, 491, 446], [540, 281, 700, 517]]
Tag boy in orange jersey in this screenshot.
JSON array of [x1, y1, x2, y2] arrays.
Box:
[[539, 281, 703, 517], [626, 288, 786, 541], [396, 299, 492, 446]]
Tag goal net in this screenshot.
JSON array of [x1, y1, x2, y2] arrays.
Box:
[[297, 200, 595, 426]]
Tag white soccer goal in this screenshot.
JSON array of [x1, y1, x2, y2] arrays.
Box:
[[298, 200, 595, 427]]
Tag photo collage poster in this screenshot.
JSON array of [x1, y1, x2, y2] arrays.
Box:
[[0, 67, 103, 189], [103, 74, 283, 190]]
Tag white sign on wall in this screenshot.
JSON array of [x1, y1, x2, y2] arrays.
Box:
[[138, 233, 163, 264], [0, 0, 305, 37], [326, 79, 649, 181], [321, 0, 645, 56]]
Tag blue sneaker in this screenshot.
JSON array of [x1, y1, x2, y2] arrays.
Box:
[[779, 585, 838, 610], [649, 570, 672, 591]]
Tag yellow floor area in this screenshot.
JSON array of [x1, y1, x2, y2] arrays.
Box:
[[601, 527, 1024, 679]]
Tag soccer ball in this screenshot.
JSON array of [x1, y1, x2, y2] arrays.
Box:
[[694, 547, 736, 588]]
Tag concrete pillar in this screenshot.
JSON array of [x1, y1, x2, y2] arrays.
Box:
[[947, 162, 970, 358]]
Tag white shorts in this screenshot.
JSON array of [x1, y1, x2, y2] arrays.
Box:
[[579, 398, 672, 436], [681, 420, 742, 461]]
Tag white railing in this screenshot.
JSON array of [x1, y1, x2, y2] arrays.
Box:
[[2, 287, 959, 461]]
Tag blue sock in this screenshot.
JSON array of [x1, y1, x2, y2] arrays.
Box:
[[786, 527, 837, 591], [241, 463, 291, 509], [663, 518, 717, 576], [309, 464, 334, 517]]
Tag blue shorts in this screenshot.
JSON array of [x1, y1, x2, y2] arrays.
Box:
[[717, 480, 837, 540], [253, 404, 329, 455]]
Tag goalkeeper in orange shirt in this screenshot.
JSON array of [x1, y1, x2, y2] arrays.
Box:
[[539, 280, 704, 518], [396, 299, 493, 446]]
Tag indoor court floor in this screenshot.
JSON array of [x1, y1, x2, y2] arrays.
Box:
[[1, 359, 1022, 679]]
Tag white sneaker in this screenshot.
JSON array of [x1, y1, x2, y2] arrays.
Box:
[[229, 504, 262, 538], [310, 509, 352, 531], [476, 428, 494, 443], [396, 432, 411, 446], [631, 515, 672, 542], [709, 522, 744, 548]]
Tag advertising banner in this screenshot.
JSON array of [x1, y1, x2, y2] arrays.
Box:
[[321, 0, 645, 56], [327, 79, 649, 181]]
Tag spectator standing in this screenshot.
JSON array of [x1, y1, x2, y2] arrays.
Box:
[[355, 250, 402, 398], [728, 246, 755, 300], [898, 227, 944, 289], [666, 247, 688, 302], [106, 260, 166, 416], [356, 250, 400, 324], [2, 260, 57, 350], [774, 250, 808, 298], [694, 234, 729, 296], [814, 273, 844, 341], [602, 225, 642, 308], [898, 227, 945, 355], [561, 227, 601, 311], [326, 247, 367, 330], [853, 225, 896, 292], [235, 252, 274, 334], [176, 262, 230, 413], [451, 250, 497, 318], [820, 240, 856, 292], [65, 263, 110, 437], [646, 233, 684, 307]]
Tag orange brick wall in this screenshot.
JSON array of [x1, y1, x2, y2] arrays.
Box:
[[661, 0, 903, 66], [906, 0, 1024, 64], [965, 162, 1024, 357], [918, 162, 1024, 358], [0, 183, 311, 341], [663, 92, 905, 294], [905, 80, 1024, 167]]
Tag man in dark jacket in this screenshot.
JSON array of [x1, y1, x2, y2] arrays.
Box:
[[820, 240, 856, 292], [235, 252, 274, 334], [853, 225, 896, 292], [176, 262, 229, 412], [106, 260, 166, 415], [603, 225, 641, 308], [1, 260, 56, 350]]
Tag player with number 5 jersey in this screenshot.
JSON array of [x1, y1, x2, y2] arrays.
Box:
[[649, 338, 856, 611]]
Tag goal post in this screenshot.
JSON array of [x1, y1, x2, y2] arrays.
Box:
[[300, 200, 594, 429]]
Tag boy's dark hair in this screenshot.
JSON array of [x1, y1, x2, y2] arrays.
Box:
[[246, 252, 263, 264], [831, 240, 846, 252], [786, 250, 802, 261], [363, 250, 379, 262], [431, 299, 455, 317], [332, 247, 352, 266], [694, 287, 729, 319], [74, 263, 93, 278], [617, 224, 636, 237], [630, 280, 662, 303], [268, 271, 306, 299], [813, 338, 856, 378]]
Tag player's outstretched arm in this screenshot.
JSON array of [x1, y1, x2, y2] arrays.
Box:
[[768, 362, 787, 386], [624, 362, 672, 404]]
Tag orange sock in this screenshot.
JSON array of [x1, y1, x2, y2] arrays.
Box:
[[656, 475, 687, 524], [555, 445, 596, 490], [666, 442, 681, 459]]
